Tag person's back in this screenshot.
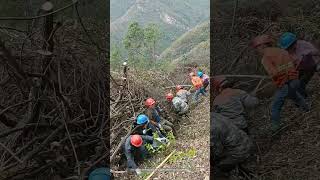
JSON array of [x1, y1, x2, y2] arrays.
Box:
[[261, 47, 298, 87], [213, 88, 258, 131], [172, 96, 189, 115], [176, 89, 190, 102], [202, 73, 210, 82], [211, 112, 253, 175], [294, 40, 319, 61]]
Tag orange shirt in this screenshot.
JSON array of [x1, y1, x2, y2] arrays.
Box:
[[261, 47, 298, 87], [191, 76, 203, 89]]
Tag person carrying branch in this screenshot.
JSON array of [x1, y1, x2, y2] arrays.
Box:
[[251, 34, 310, 133], [145, 98, 174, 133], [190, 72, 207, 103], [123, 134, 168, 175], [278, 32, 320, 98], [198, 71, 210, 92], [166, 91, 189, 116], [212, 76, 259, 134], [175, 85, 191, 103], [211, 112, 254, 179]]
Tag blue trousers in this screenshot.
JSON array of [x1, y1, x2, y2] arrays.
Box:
[[193, 87, 207, 102], [271, 79, 309, 127]]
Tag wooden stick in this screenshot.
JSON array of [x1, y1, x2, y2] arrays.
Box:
[[214, 74, 270, 79], [163, 85, 192, 89], [144, 150, 176, 180], [251, 78, 265, 94]]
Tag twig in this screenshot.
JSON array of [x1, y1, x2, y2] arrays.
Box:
[[0, 98, 33, 117], [61, 103, 81, 177], [163, 85, 192, 89], [0, 143, 23, 163], [110, 126, 141, 162], [144, 150, 176, 180], [215, 74, 269, 79]]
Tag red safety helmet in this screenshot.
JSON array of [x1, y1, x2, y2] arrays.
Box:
[[251, 34, 273, 48], [213, 76, 227, 90], [166, 93, 174, 101], [130, 135, 143, 147], [176, 85, 182, 91], [145, 98, 156, 107]]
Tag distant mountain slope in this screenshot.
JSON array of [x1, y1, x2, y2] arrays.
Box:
[[110, 0, 209, 52], [159, 21, 209, 61], [170, 39, 209, 67]]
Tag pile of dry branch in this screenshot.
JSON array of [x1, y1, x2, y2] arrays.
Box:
[[0, 2, 106, 180], [109, 62, 202, 173]]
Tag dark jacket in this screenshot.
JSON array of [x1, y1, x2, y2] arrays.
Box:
[[123, 135, 154, 170], [211, 112, 254, 163], [213, 88, 259, 130], [132, 122, 164, 138]]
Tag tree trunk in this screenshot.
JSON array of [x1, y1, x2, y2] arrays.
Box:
[[25, 0, 32, 32]]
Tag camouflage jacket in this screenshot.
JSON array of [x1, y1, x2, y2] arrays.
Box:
[[211, 112, 253, 162], [213, 88, 259, 130]]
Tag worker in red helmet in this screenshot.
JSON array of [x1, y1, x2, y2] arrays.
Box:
[[251, 34, 310, 133], [145, 98, 174, 133], [212, 76, 259, 134], [165, 92, 174, 102], [123, 134, 167, 175], [166, 91, 189, 116]]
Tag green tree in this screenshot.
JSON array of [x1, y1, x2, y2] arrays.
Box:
[[110, 45, 123, 71], [144, 23, 161, 62], [123, 22, 144, 67]]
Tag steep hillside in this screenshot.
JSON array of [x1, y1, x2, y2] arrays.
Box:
[[160, 21, 209, 61], [110, 0, 209, 52], [171, 39, 210, 67]]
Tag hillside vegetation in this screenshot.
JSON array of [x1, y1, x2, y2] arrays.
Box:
[[110, 0, 209, 52], [160, 21, 209, 61]]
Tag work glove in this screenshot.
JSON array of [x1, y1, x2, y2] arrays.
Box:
[[142, 129, 147, 134], [158, 123, 162, 129], [135, 168, 142, 175], [156, 137, 169, 144]]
